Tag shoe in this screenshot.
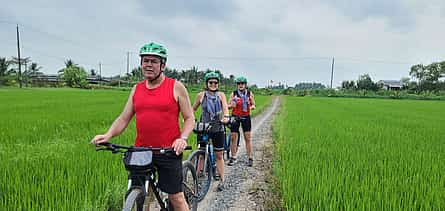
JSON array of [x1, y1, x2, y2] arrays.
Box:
[[227, 157, 236, 166], [213, 173, 221, 181], [217, 181, 225, 191], [248, 158, 253, 167]]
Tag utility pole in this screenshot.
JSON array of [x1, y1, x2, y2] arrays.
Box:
[[126, 52, 130, 87], [330, 57, 335, 89], [126, 52, 130, 76], [16, 24, 22, 88], [99, 62, 102, 87]]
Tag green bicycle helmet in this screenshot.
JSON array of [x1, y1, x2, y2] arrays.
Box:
[[234, 76, 247, 83], [204, 71, 220, 82], [139, 42, 168, 63]]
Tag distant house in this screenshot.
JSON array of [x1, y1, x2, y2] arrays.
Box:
[[378, 80, 403, 90]]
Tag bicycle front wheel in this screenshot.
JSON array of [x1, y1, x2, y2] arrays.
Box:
[[187, 150, 212, 201], [123, 188, 145, 211], [182, 161, 198, 211]]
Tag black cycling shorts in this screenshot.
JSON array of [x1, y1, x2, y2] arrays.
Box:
[[197, 131, 225, 151], [152, 153, 183, 194], [230, 115, 251, 132]]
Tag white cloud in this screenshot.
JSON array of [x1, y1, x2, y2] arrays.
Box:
[[1, 0, 444, 87]]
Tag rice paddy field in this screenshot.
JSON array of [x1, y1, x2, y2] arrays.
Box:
[[273, 96, 445, 210], [0, 87, 270, 210]]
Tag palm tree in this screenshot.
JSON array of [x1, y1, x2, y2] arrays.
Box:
[[0, 57, 13, 85], [28, 62, 43, 77], [59, 59, 78, 77], [0, 57, 11, 77], [64, 59, 77, 68]]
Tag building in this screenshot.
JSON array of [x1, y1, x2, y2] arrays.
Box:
[[377, 80, 403, 90]]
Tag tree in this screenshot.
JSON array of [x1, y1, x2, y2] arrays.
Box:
[[23, 62, 43, 86], [341, 80, 355, 90], [356, 74, 378, 91], [410, 64, 426, 82], [164, 67, 180, 80], [10, 57, 31, 87], [400, 77, 410, 89], [64, 59, 76, 68], [90, 69, 97, 76], [58, 60, 88, 88], [410, 61, 445, 91], [0, 57, 13, 85]]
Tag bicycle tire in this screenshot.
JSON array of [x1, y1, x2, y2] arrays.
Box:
[[123, 188, 145, 211], [187, 150, 212, 201], [182, 161, 198, 211]]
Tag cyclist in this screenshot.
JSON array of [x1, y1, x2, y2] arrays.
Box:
[[192, 71, 230, 191], [227, 76, 256, 167], [91, 42, 194, 211]]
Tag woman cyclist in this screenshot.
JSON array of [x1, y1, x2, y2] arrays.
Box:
[[227, 76, 256, 167], [192, 71, 229, 191]]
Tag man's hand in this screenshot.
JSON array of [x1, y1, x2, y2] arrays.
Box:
[[91, 134, 111, 146], [251, 104, 256, 110], [172, 138, 188, 155]]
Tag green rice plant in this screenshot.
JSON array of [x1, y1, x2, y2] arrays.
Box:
[[273, 97, 445, 210], [0, 88, 271, 210]]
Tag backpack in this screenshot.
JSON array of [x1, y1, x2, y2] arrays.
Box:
[[233, 90, 251, 98]]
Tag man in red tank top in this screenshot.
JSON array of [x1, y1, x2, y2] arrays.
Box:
[[92, 42, 194, 211]]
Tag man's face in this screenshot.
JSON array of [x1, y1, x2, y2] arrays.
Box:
[[237, 82, 246, 90], [141, 55, 164, 80]]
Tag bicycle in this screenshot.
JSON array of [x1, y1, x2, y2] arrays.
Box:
[[188, 119, 231, 201], [96, 142, 198, 211]]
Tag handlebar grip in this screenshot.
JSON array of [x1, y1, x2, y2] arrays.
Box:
[[185, 146, 192, 150]]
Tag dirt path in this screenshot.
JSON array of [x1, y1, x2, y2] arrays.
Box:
[[198, 97, 281, 211]]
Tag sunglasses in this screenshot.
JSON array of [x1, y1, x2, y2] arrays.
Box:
[[208, 81, 219, 85], [237, 82, 245, 85]]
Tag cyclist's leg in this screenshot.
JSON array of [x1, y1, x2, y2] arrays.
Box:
[[152, 154, 188, 209], [241, 116, 253, 161], [211, 132, 225, 182], [230, 119, 241, 160], [168, 192, 188, 210]]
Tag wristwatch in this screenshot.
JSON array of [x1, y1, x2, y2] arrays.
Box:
[[180, 136, 188, 142]]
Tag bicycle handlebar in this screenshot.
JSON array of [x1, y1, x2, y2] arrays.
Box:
[[95, 142, 192, 154]]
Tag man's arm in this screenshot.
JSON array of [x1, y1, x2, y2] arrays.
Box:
[[173, 81, 195, 154], [91, 85, 136, 145]]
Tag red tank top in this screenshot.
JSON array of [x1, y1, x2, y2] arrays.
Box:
[[132, 77, 180, 147], [231, 91, 251, 117]]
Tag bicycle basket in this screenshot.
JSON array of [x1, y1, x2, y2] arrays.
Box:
[[123, 151, 153, 171], [193, 122, 211, 134]]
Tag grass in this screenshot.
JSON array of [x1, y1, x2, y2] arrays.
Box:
[[273, 96, 445, 210], [0, 87, 271, 210]]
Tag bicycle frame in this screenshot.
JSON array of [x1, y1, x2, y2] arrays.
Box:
[[96, 143, 193, 210], [197, 134, 216, 178], [125, 168, 169, 210]]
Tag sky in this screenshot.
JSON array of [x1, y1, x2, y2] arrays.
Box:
[[1, 0, 444, 87]]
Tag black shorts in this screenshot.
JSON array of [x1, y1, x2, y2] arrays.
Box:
[[230, 115, 251, 132], [197, 132, 225, 151], [152, 153, 183, 194]]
